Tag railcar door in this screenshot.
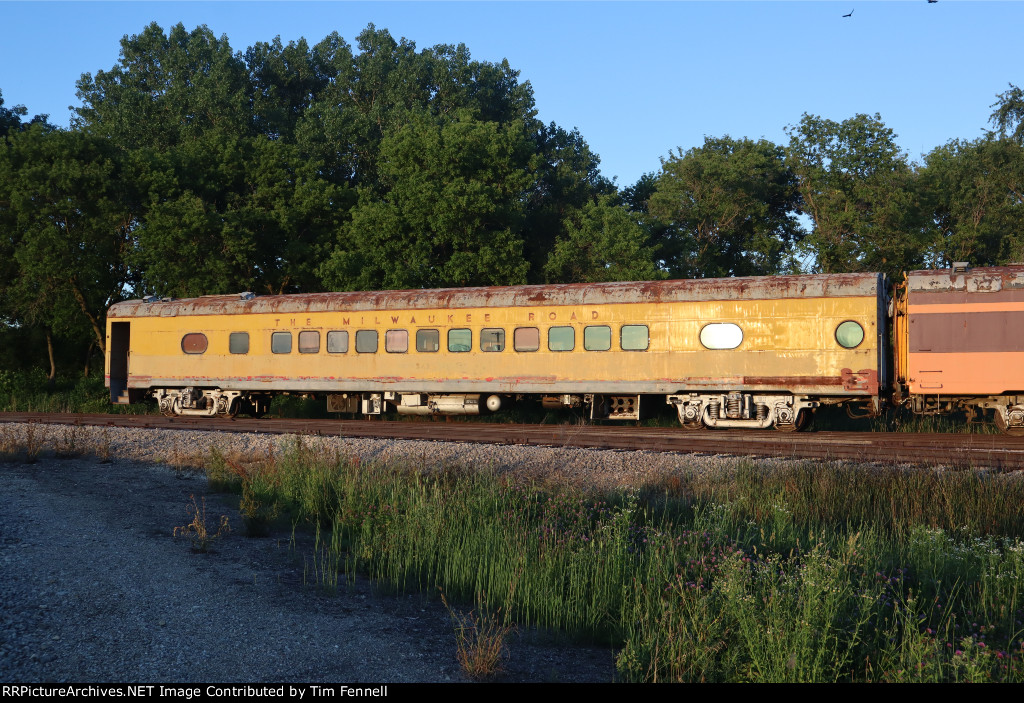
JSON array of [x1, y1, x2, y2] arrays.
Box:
[[108, 321, 131, 403]]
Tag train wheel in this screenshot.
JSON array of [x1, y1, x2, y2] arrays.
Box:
[[676, 405, 705, 430], [994, 411, 1024, 437], [775, 409, 813, 433]]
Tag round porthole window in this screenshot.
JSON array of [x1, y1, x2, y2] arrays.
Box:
[[835, 321, 865, 349]]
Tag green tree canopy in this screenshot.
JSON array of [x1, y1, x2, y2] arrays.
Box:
[[543, 196, 662, 283], [0, 126, 134, 357], [921, 87, 1024, 268], [319, 110, 535, 290], [989, 82, 1024, 146], [0, 89, 49, 139], [74, 23, 251, 150], [785, 113, 925, 279], [648, 136, 802, 278]]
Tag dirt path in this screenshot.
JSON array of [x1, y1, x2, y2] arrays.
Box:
[[0, 455, 616, 683]]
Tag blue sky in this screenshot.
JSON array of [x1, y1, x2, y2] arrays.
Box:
[[1, 1, 1021, 187]]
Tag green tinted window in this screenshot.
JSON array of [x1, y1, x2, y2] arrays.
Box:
[[448, 328, 472, 352], [327, 331, 348, 353], [584, 325, 611, 351], [271, 331, 292, 354], [355, 330, 378, 353], [548, 326, 575, 352], [621, 325, 649, 351], [229, 332, 249, 354], [835, 321, 865, 349]]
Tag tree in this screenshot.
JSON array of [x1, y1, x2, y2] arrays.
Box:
[[785, 113, 925, 278], [543, 196, 662, 283], [295, 25, 536, 191], [0, 126, 135, 376], [921, 87, 1024, 267], [0, 89, 49, 140], [648, 136, 802, 278], [319, 110, 535, 290], [245, 36, 332, 142], [989, 83, 1024, 145], [74, 23, 251, 150], [129, 131, 346, 297], [522, 123, 616, 279]]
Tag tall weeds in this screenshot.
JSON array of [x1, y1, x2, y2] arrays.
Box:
[[202, 445, 1024, 682]]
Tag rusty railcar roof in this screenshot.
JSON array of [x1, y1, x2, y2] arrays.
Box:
[[108, 273, 884, 319], [907, 265, 1024, 293]]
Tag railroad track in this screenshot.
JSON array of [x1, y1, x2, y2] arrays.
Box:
[[3, 412, 1024, 471]]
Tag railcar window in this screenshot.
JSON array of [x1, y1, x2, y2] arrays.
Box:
[[621, 325, 650, 351], [271, 331, 292, 354], [229, 332, 249, 355], [355, 330, 378, 353], [548, 326, 575, 352], [514, 327, 540, 352], [386, 329, 409, 353], [480, 328, 505, 352], [416, 329, 439, 352], [584, 325, 611, 351], [182, 333, 208, 355], [298, 331, 320, 354], [835, 321, 865, 349], [448, 328, 472, 353], [699, 323, 741, 350], [327, 331, 349, 353]]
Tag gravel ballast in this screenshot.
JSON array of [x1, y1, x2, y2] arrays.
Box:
[[0, 422, 797, 683]]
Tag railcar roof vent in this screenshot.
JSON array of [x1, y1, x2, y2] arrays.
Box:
[[952, 262, 970, 273], [239, 292, 255, 300], [143, 295, 161, 303]]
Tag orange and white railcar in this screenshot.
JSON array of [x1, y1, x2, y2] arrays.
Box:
[[895, 265, 1024, 435]]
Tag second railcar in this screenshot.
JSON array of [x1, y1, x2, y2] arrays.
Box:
[[895, 265, 1024, 435]]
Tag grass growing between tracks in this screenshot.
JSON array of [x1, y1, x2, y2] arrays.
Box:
[[204, 440, 1024, 682]]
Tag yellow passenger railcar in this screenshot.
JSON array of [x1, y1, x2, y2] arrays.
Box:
[[105, 273, 889, 430]]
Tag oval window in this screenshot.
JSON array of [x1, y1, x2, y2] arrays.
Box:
[[181, 333, 208, 354], [836, 321, 865, 349], [699, 323, 743, 350]]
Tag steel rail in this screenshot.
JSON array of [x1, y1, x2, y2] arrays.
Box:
[[3, 412, 1024, 470]]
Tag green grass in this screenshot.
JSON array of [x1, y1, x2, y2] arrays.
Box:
[[204, 441, 1024, 682], [0, 368, 152, 414]]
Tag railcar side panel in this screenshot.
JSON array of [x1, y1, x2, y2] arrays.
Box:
[[906, 267, 1024, 396], [108, 294, 882, 397]]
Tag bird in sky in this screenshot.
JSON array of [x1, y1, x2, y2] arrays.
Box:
[[842, 9, 854, 17]]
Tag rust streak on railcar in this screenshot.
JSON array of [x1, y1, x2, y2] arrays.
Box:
[[107, 273, 884, 319]]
